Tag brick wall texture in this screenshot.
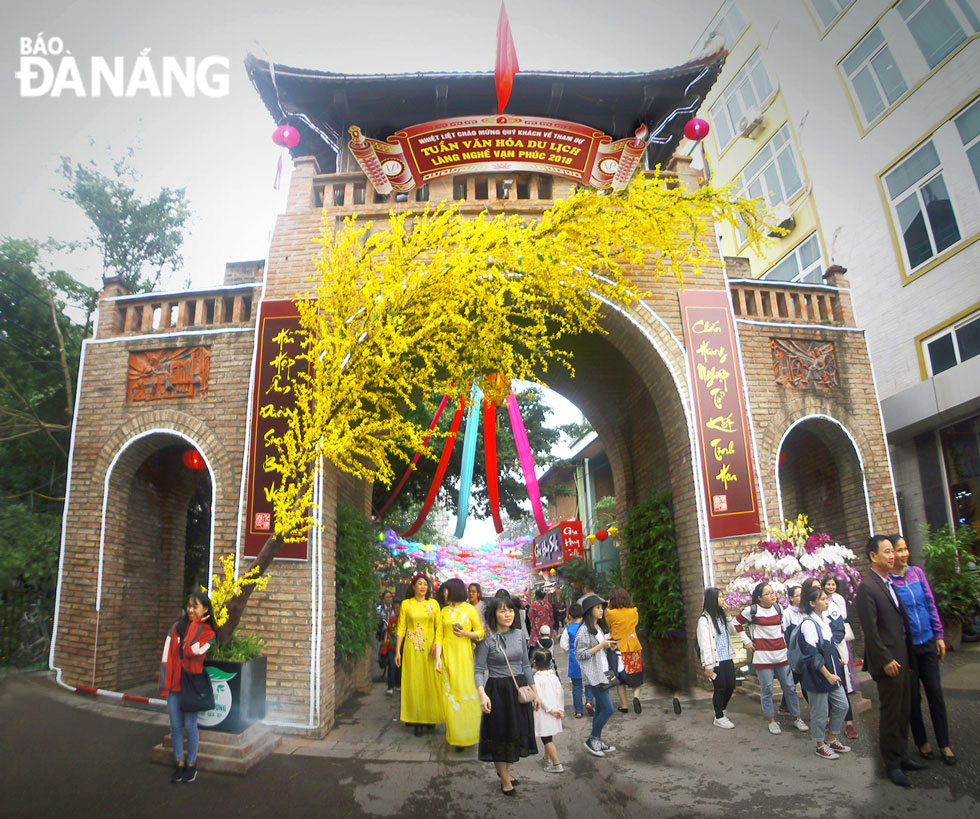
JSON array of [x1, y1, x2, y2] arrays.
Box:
[[53, 155, 899, 729]]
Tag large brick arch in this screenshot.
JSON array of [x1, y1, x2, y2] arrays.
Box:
[[773, 412, 872, 551], [53, 415, 229, 690]]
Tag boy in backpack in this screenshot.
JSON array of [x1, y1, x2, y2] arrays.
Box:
[[558, 603, 592, 718], [735, 582, 807, 735]]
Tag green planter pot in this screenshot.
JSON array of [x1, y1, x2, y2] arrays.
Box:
[[200, 656, 267, 734]]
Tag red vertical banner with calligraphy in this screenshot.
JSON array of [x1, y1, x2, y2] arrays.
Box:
[[679, 290, 760, 539], [244, 299, 309, 560]]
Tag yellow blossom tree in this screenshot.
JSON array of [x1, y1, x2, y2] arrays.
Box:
[[220, 172, 773, 638]]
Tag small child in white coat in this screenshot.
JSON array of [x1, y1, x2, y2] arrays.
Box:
[[531, 648, 565, 773]]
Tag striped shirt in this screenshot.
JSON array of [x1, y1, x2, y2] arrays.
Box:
[[735, 604, 788, 669]]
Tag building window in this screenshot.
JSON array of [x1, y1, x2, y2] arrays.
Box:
[[762, 233, 824, 284], [516, 177, 531, 199], [923, 310, 980, 375], [841, 27, 908, 125], [710, 50, 776, 151], [885, 141, 961, 270], [453, 178, 467, 200], [955, 97, 980, 191], [705, 1, 748, 49], [332, 185, 345, 206], [809, 0, 851, 29], [537, 175, 553, 199], [415, 184, 429, 202], [897, 0, 978, 70], [735, 125, 804, 245], [474, 178, 489, 199], [352, 184, 365, 205]]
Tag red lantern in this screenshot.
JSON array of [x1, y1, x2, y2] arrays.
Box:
[[182, 449, 206, 471], [595, 529, 609, 541], [272, 124, 301, 148], [683, 118, 710, 142]]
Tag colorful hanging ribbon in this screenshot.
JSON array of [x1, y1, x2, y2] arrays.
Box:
[[399, 396, 465, 538], [506, 391, 549, 534], [453, 385, 483, 538], [376, 394, 451, 520], [483, 398, 504, 533]]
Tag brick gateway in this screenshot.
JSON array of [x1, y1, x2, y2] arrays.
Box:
[[49, 55, 899, 736]]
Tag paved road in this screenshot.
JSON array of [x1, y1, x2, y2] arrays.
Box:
[[2, 643, 979, 818]]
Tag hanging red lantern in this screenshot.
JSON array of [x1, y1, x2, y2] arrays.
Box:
[[182, 449, 206, 471], [272, 124, 301, 148], [683, 117, 710, 142], [595, 529, 609, 541]]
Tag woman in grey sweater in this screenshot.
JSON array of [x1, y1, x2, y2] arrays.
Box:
[[575, 594, 620, 757], [474, 593, 540, 795]]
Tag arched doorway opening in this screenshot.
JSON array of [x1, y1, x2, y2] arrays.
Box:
[[777, 417, 870, 550], [98, 432, 214, 690]]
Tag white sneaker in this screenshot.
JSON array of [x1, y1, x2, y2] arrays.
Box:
[[793, 718, 809, 732], [544, 761, 565, 773], [584, 738, 605, 757], [768, 721, 782, 735], [713, 716, 735, 729], [597, 740, 616, 753]]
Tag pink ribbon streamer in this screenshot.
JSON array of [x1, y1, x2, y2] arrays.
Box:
[[506, 391, 548, 534]]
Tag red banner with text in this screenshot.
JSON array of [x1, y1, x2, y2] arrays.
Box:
[[243, 299, 309, 560], [679, 290, 760, 539], [348, 115, 648, 195]]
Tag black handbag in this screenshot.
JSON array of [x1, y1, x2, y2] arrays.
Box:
[[179, 668, 215, 712]]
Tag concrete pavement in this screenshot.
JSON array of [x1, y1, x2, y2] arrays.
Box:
[[2, 642, 979, 818]]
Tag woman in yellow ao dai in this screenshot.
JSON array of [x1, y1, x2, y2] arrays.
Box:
[[433, 578, 485, 747], [395, 574, 444, 730]]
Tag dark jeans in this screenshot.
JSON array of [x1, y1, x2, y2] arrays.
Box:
[[712, 659, 736, 718], [386, 649, 401, 689], [873, 666, 911, 771], [571, 676, 594, 714], [910, 640, 950, 748], [586, 685, 615, 740]]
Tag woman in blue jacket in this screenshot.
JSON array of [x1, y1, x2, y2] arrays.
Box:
[[799, 586, 852, 761]]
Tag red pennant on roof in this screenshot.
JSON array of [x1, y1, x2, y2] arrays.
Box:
[[494, 2, 520, 114]]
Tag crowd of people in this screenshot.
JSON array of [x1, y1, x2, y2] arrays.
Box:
[[154, 532, 957, 792], [372, 575, 647, 793], [694, 533, 957, 786]]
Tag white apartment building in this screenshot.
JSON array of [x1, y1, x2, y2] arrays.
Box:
[[686, 0, 980, 551]]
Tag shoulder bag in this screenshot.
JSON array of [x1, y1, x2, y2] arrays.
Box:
[[497, 632, 536, 704], [178, 625, 215, 713]]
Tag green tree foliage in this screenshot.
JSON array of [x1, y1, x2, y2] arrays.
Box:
[[622, 491, 685, 638], [57, 150, 191, 293], [374, 386, 561, 524], [335, 501, 385, 660], [0, 238, 94, 610], [922, 525, 980, 622]]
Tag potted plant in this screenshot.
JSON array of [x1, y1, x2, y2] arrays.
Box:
[[200, 555, 270, 734], [921, 525, 980, 652]]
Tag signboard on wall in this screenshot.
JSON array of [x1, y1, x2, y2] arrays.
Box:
[[348, 115, 648, 195], [679, 289, 760, 539], [243, 299, 309, 560], [532, 519, 585, 569]]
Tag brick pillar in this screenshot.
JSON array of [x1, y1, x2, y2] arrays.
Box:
[[822, 264, 855, 327], [286, 156, 321, 213], [666, 153, 700, 191], [95, 277, 129, 339]]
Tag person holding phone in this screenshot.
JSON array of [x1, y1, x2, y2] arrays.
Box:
[[574, 594, 619, 757]]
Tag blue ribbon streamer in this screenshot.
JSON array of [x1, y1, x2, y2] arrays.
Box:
[[453, 385, 483, 538]]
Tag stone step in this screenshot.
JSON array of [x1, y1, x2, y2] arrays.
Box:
[[152, 722, 281, 775]]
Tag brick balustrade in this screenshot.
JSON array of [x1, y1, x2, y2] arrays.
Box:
[[98, 284, 261, 339], [728, 278, 853, 327]]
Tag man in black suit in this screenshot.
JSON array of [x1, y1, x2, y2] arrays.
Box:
[[856, 535, 927, 787]]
